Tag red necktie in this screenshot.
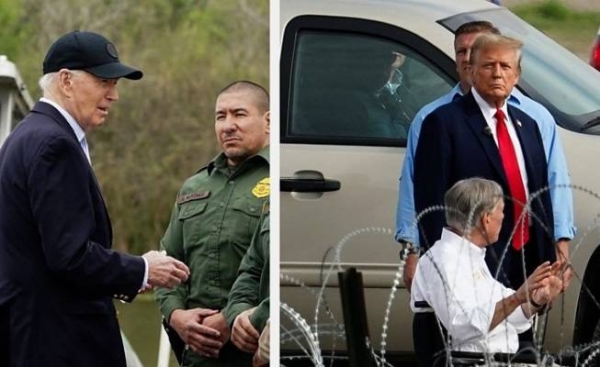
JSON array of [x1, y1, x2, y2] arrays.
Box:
[[495, 109, 529, 250]]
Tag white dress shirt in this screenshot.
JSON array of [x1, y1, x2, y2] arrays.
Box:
[[411, 229, 532, 353], [40, 97, 91, 164]]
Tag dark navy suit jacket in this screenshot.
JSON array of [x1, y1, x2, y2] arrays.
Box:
[[413, 92, 555, 285], [0, 102, 145, 366]]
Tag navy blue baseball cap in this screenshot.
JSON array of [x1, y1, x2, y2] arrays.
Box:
[[43, 30, 143, 80]]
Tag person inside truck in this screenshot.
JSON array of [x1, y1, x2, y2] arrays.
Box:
[[341, 44, 421, 138], [295, 38, 413, 138], [411, 177, 569, 359], [378, 50, 422, 137]]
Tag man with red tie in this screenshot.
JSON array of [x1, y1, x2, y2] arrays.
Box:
[[412, 33, 571, 365], [413, 33, 557, 291]]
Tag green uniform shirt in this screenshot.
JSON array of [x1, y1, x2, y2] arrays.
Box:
[[222, 208, 270, 333], [155, 146, 269, 366]]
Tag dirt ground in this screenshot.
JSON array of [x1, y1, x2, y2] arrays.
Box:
[[503, 0, 600, 11]]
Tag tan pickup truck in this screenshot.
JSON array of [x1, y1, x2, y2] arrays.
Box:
[[279, 0, 600, 365]]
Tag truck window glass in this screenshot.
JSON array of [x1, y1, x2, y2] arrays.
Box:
[[289, 30, 453, 144]]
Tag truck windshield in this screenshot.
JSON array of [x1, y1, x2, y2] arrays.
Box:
[[440, 8, 600, 134]]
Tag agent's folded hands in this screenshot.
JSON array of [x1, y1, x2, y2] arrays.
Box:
[[200, 312, 230, 357], [170, 308, 223, 358]]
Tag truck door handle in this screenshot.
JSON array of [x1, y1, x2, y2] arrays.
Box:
[[281, 170, 341, 193], [280, 177, 341, 192]]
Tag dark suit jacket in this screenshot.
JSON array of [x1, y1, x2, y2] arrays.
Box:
[[0, 102, 145, 366], [413, 92, 555, 284]]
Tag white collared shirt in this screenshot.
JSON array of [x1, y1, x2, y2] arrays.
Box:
[[471, 89, 529, 200], [40, 97, 91, 164], [411, 229, 532, 353]]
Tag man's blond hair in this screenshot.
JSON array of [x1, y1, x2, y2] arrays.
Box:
[[469, 33, 523, 66]]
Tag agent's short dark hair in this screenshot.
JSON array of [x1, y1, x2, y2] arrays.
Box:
[[218, 80, 269, 113]]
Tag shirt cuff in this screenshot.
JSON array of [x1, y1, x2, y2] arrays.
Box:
[[509, 305, 533, 334], [141, 256, 149, 290], [509, 304, 532, 324], [395, 233, 420, 248], [163, 302, 186, 324], [248, 300, 270, 332], [224, 302, 254, 328], [554, 225, 576, 241]]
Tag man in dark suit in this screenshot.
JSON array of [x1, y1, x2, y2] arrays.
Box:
[[0, 30, 191, 367], [412, 33, 557, 366], [414, 33, 556, 290]]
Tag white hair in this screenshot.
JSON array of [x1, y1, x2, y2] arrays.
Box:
[[38, 72, 58, 94], [444, 177, 504, 233], [38, 69, 86, 95]]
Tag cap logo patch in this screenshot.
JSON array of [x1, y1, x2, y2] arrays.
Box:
[[106, 43, 119, 58], [252, 177, 270, 198]]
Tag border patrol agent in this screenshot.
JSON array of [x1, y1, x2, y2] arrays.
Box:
[[223, 202, 270, 364], [156, 81, 270, 367]]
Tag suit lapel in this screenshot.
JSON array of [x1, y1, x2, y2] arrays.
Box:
[[461, 93, 508, 185]]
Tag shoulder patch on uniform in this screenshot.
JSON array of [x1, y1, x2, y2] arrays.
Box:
[[252, 177, 270, 198], [177, 190, 210, 205]]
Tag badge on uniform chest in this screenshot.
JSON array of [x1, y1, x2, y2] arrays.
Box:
[[252, 177, 270, 198]]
